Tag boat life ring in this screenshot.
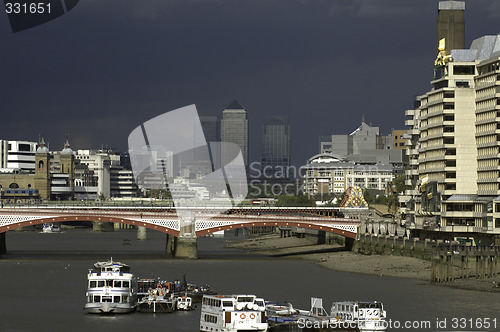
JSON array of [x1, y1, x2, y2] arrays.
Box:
[[250, 313, 256, 319], [240, 313, 246, 319]]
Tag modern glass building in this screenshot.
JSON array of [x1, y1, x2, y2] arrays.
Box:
[[261, 116, 290, 177]]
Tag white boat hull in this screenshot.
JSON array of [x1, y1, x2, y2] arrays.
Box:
[[84, 302, 135, 314]]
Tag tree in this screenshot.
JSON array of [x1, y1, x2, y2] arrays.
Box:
[[276, 194, 315, 207]]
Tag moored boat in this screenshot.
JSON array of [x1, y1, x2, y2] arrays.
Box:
[[175, 295, 194, 311], [84, 258, 136, 314], [200, 294, 268, 332], [330, 301, 387, 331], [136, 282, 176, 313], [42, 223, 61, 233]]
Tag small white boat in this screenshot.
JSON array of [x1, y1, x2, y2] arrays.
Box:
[[84, 258, 136, 314], [176, 296, 194, 311], [331, 301, 387, 331], [200, 294, 268, 332], [42, 223, 61, 233]]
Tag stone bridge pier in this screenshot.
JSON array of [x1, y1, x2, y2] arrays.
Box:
[[166, 213, 198, 259]]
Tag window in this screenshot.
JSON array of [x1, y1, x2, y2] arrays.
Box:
[[18, 143, 31, 152], [453, 65, 474, 75], [89, 281, 97, 288]]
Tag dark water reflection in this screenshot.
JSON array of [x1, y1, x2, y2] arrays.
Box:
[[0, 229, 498, 331]]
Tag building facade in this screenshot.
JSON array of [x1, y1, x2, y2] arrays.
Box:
[[261, 116, 291, 176], [319, 121, 405, 173], [301, 154, 394, 196], [0, 139, 38, 172], [404, 32, 500, 242], [221, 100, 249, 168]]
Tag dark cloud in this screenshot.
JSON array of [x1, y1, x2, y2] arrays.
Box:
[[1, 0, 499, 166]]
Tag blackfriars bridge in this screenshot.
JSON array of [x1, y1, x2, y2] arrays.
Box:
[[0, 206, 361, 258]]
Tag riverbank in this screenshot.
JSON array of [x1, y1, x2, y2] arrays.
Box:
[[225, 233, 500, 292]]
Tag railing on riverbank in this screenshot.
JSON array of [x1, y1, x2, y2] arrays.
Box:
[[431, 244, 500, 283]]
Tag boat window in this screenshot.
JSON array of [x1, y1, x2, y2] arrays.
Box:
[[114, 296, 120, 303], [106, 280, 113, 287], [123, 296, 128, 303], [123, 281, 130, 288], [237, 296, 254, 302], [102, 297, 112, 303], [255, 301, 264, 307], [93, 295, 101, 303], [222, 301, 233, 307], [97, 281, 105, 287], [89, 281, 97, 288]]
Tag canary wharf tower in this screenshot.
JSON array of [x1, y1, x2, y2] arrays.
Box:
[[221, 100, 249, 168]]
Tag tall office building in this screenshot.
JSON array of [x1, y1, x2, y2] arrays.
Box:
[[221, 100, 249, 168], [261, 116, 290, 177], [200, 116, 220, 144]]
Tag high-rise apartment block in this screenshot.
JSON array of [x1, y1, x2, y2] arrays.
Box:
[[404, 28, 500, 242]]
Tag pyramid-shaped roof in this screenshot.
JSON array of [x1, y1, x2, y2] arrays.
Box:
[[225, 99, 244, 110]]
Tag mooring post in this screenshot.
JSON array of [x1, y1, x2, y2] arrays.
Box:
[[0, 232, 6, 256]]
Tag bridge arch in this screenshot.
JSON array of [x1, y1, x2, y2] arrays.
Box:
[[0, 215, 180, 237], [195, 220, 357, 239]]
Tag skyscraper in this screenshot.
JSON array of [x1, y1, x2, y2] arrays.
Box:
[[261, 116, 290, 177], [200, 116, 220, 144], [221, 100, 249, 168]]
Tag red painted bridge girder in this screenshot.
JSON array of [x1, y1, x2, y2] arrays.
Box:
[[0, 209, 359, 239]]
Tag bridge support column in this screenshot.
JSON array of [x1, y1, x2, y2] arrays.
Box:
[[92, 221, 114, 232], [345, 237, 355, 251], [174, 237, 198, 259], [0, 232, 6, 256], [137, 226, 147, 240], [165, 234, 177, 256]]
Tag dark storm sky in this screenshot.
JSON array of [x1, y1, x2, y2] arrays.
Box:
[[2, 0, 500, 167]]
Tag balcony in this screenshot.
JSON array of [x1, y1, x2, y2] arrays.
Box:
[[405, 119, 415, 126]]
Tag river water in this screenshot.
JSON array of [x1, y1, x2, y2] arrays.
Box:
[[0, 229, 499, 332]]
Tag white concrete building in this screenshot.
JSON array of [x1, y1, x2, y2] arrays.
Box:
[[301, 154, 394, 196], [0, 140, 38, 172]]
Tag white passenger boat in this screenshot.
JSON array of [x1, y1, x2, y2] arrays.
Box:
[[42, 223, 61, 233], [200, 294, 268, 332], [330, 301, 387, 331], [84, 258, 136, 314]]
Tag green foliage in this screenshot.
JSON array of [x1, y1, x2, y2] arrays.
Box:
[[276, 194, 315, 207], [363, 190, 375, 205], [393, 175, 410, 194]]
